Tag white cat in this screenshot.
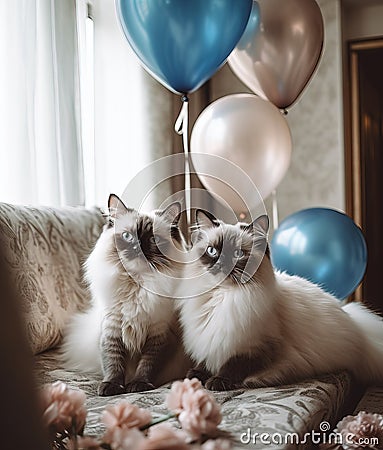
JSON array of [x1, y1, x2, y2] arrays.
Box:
[[61, 194, 189, 396], [178, 209, 383, 391]]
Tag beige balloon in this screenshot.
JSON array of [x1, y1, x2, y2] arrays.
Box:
[[190, 94, 292, 212], [228, 0, 324, 110]]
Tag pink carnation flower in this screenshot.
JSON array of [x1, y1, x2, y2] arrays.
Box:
[[178, 389, 222, 440], [40, 381, 87, 434], [336, 411, 383, 449], [102, 401, 152, 447], [102, 401, 152, 430], [201, 439, 232, 450], [67, 435, 102, 449], [166, 378, 203, 412], [103, 426, 145, 450], [138, 424, 189, 450]]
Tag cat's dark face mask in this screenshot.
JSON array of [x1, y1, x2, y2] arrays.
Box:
[[106, 193, 183, 275], [115, 219, 172, 270], [193, 209, 269, 285]]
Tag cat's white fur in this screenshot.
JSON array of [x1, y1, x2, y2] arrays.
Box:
[[61, 205, 189, 384], [179, 218, 383, 386]]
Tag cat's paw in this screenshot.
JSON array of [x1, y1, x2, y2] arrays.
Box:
[[98, 381, 125, 396], [186, 368, 211, 385], [205, 376, 238, 391], [125, 380, 155, 393]]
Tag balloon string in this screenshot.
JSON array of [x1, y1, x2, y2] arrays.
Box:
[[175, 95, 191, 227], [272, 189, 279, 231]]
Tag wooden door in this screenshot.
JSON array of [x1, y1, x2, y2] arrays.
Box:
[[346, 39, 383, 313]]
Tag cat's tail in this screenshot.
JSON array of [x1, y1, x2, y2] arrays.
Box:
[[343, 302, 383, 382], [59, 303, 103, 375]]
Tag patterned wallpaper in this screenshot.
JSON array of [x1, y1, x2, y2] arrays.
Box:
[[208, 0, 345, 223]]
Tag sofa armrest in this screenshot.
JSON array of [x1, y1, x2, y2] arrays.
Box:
[[0, 203, 105, 354]]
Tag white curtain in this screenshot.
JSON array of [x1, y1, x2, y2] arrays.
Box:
[[0, 0, 175, 210], [0, 0, 84, 206], [90, 0, 174, 210]]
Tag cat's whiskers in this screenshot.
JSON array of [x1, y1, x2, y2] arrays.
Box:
[[230, 271, 243, 287]]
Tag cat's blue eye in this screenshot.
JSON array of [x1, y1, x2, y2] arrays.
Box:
[[122, 231, 134, 242], [234, 248, 244, 259], [206, 246, 218, 258]]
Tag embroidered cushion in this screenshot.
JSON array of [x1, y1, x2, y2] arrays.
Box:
[[0, 203, 105, 354]]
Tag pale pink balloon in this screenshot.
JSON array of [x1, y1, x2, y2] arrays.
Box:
[[190, 94, 292, 211], [228, 0, 324, 110]]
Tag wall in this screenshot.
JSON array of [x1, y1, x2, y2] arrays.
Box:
[[343, 1, 383, 40], [208, 0, 345, 223]]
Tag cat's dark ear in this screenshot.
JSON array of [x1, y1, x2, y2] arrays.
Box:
[[158, 202, 182, 224], [108, 194, 129, 219], [245, 214, 269, 236], [195, 209, 220, 230]]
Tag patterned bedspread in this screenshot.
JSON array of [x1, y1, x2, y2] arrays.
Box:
[[35, 350, 351, 450]]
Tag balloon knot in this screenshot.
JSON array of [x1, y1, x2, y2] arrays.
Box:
[[181, 95, 189, 103]]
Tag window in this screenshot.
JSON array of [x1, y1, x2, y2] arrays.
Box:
[[0, 0, 171, 208], [77, 0, 154, 208], [77, 0, 95, 207]]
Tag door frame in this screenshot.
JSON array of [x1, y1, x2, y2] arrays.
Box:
[[344, 37, 383, 301]]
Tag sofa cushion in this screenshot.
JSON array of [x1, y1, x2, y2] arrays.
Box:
[[0, 203, 105, 354]]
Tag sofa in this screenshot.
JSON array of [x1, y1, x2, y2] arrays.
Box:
[[0, 202, 361, 449]]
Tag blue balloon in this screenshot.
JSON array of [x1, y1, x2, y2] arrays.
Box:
[[116, 0, 253, 94], [271, 208, 367, 299]]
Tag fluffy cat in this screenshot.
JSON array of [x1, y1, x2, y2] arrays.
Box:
[[179, 209, 383, 391], [61, 194, 189, 396]]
